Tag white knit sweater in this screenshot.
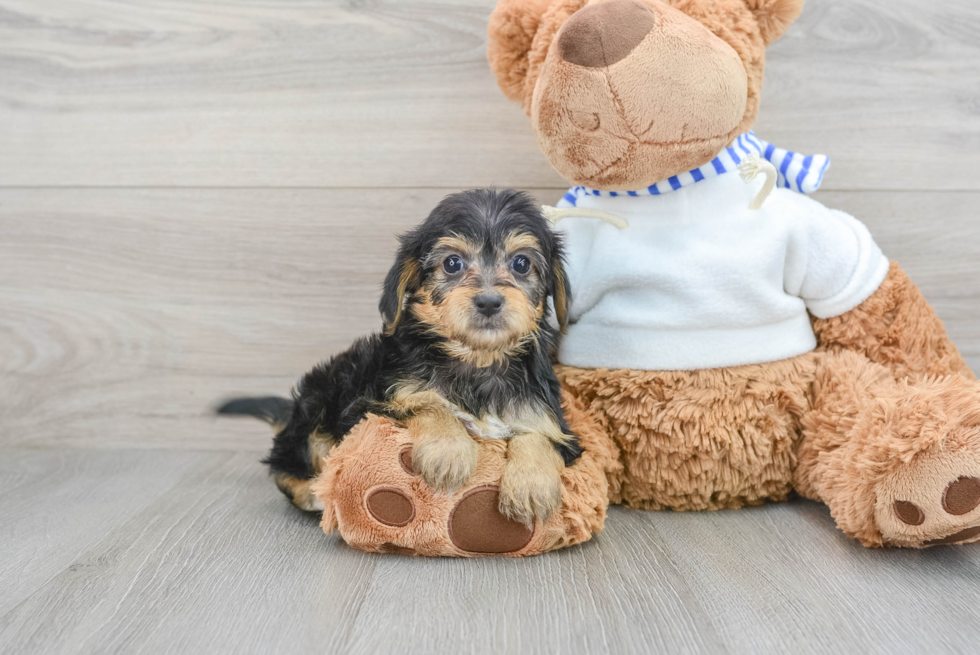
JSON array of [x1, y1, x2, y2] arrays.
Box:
[[553, 152, 889, 371]]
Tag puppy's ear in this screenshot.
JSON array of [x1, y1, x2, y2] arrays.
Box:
[[379, 255, 420, 336], [548, 240, 571, 332]]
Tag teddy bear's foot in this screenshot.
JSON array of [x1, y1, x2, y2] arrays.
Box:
[[874, 457, 980, 548], [313, 394, 616, 557], [862, 376, 980, 548], [802, 366, 980, 548], [322, 434, 542, 556], [366, 475, 537, 556]]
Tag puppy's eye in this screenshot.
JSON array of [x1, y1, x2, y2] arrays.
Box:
[[443, 255, 464, 275], [511, 255, 531, 275]]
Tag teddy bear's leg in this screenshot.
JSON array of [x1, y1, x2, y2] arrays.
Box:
[[797, 349, 980, 547], [557, 357, 814, 511], [813, 261, 972, 382]]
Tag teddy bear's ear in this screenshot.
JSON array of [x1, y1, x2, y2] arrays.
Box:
[[745, 0, 805, 45], [487, 0, 555, 102]]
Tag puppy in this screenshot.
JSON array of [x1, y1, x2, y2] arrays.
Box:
[[218, 189, 581, 526]]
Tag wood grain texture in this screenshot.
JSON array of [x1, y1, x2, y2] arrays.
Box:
[[0, 449, 227, 617], [622, 502, 980, 654], [1, 0, 978, 189], [1, 450, 977, 655], [0, 449, 375, 655], [2, 188, 978, 451]]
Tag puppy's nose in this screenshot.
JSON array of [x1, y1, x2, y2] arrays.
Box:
[[558, 0, 655, 68], [474, 292, 504, 317]]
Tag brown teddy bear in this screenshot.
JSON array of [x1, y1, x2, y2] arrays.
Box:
[[487, 0, 980, 547]]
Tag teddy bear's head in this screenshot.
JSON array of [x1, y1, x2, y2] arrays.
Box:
[[488, 0, 804, 190]]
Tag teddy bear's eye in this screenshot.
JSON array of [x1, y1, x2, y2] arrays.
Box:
[[443, 255, 464, 275], [511, 255, 531, 275]]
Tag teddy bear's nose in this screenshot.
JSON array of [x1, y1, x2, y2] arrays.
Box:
[[558, 0, 655, 68]]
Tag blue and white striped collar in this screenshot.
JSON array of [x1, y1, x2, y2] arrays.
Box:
[[561, 132, 830, 206]]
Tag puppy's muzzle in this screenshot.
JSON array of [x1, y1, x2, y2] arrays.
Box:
[[473, 292, 505, 318]]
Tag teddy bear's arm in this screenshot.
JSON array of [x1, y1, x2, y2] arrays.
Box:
[[812, 261, 973, 382]]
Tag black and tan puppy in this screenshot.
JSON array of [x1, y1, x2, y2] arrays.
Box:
[[219, 189, 581, 526]]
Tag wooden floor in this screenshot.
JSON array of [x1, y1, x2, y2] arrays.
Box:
[[2, 1, 980, 653]]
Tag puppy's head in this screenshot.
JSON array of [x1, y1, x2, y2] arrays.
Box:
[[380, 189, 569, 363]]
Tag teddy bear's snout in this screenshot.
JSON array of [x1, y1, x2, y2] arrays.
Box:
[[557, 0, 655, 68], [528, 0, 751, 189]]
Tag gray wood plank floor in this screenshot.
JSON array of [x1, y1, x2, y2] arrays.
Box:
[[2, 1, 979, 653]]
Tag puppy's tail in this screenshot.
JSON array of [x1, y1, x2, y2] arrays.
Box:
[[215, 396, 293, 432]]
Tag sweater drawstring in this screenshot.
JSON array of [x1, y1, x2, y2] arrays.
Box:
[[738, 155, 777, 210], [541, 205, 630, 229]]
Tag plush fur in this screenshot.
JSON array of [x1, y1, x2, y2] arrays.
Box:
[[797, 350, 980, 548], [556, 353, 813, 512], [489, 0, 980, 548], [812, 262, 974, 383]]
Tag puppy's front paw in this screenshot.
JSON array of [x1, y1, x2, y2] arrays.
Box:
[[412, 433, 478, 493], [498, 460, 563, 527]]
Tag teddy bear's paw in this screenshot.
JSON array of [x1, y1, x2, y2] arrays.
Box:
[[365, 451, 536, 555], [498, 460, 563, 528], [874, 454, 980, 548], [411, 432, 479, 493]]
